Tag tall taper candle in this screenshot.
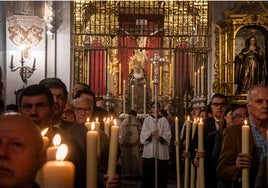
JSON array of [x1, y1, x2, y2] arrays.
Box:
[[175, 117, 181, 188], [184, 116, 191, 188], [198, 118, 205, 188], [241, 120, 249, 188], [107, 122, 119, 181], [87, 123, 98, 188], [201, 66, 204, 95], [190, 118, 198, 188]]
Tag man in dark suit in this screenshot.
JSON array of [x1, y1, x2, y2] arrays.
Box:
[[217, 84, 268, 188], [190, 93, 227, 188]]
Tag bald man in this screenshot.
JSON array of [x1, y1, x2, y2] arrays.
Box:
[[0, 112, 45, 188]]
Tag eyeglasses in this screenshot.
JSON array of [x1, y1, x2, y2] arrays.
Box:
[[74, 107, 91, 113], [211, 102, 226, 107], [232, 113, 249, 120], [63, 109, 74, 116]]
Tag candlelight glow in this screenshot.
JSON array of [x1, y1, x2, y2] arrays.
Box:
[[200, 118, 203, 123], [87, 117, 90, 122], [96, 117, 99, 122], [103, 117, 106, 121], [41, 127, 49, 136], [53, 134, 61, 146], [114, 119, 116, 126], [56, 144, 68, 161], [91, 121, 95, 131], [244, 119, 248, 125], [187, 116, 190, 121]]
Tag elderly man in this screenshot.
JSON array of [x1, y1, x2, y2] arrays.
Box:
[[217, 84, 268, 188], [0, 112, 45, 188]]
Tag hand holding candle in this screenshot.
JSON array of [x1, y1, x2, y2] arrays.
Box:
[[43, 144, 75, 188]]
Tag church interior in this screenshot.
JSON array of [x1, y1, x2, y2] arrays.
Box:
[[0, 1, 267, 116], [0, 1, 268, 188]]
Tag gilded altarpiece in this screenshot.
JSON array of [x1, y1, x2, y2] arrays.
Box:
[[214, 2, 268, 98]]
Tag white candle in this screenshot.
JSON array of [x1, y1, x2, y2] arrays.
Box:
[[197, 69, 200, 96], [123, 80, 126, 114], [190, 118, 198, 188], [144, 84, 147, 114], [201, 66, 204, 95], [43, 144, 75, 188], [46, 134, 61, 161], [194, 71, 197, 97], [104, 118, 111, 139], [94, 120, 101, 157], [242, 120, 249, 188], [41, 127, 49, 150], [131, 85, 134, 109], [184, 116, 191, 188], [198, 118, 205, 188], [119, 63, 122, 94], [85, 118, 91, 130], [86, 123, 98, 188], [107, 123, 119, 181], [175, 117, 181, 188]]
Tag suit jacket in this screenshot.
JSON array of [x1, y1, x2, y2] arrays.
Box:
[[217, 124, 259, 188]]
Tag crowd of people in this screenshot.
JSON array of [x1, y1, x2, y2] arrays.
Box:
[[0, 78, 267, 188]]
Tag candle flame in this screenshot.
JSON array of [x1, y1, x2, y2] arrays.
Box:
[[91, 121, 95, 131], [56, 144, 68, 161], [244, 119, 248, 125], [52, 134, 61, 146], [96, 117, 99, 122], [187, 116, 190, 121], [200, 118, 203, 123], [41, 127, 49, 136], [87, 117, 90, 122], [103, 117, 106, 121], [175, 116, 178, 120], [114, 119, 116, 126]]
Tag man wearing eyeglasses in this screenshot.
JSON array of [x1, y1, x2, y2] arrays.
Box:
[[217, 84, 268, 188], [190, 93, 227, 188]]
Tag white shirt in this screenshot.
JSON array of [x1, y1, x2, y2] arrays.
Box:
[[140, 116, 171, 160]]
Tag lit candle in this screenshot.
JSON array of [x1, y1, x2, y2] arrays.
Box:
[[33, 57, 36, 70], [184, 116, 191, 188], [107, 121, 119, 182], [198, 118, 205, 188], [43, 144, 75, 188], [94, 118, 100, 132], [104, 118, 111, 139], [241, 120, 249, 188], [41, 127, 49, 150], [86, 122, 98, 188], [85, 118, 91, 130], [175, 117, 181, 188], [93, 120, 101, 157], [201, 66, 204, 95], [46, 134, 61, 161], [144, 84, 147, 114], [123, 80, 126, 114], [10, 55, 14, 67], [131, 85, 134, 109]]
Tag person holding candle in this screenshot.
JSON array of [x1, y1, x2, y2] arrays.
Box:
[[217, 84, 268, 188], [140, 101, 171, 188], [189, 93, 227, 188], [0, 112, 45, 188]]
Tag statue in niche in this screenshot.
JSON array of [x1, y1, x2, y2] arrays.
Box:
[[235, 36, 265, 94]]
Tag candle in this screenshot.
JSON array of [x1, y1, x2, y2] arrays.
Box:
[[41, 127, 49, 150], [131, 85, 134, 109], [104, 118, 111, 139], [175, 117, 181, 188], [21, 50, 24, 61], [85, 118, 91, 130], [198, 118, 205, 188], [10, 55, 14, 67], [86, 123, 98, 188], [46, 134, 61, 161], [33, 57, 36, 70], [201, 66, 204, 95], [241, 120, 249, 188], [184, 116, 191, 188], [151, 81, 154, 102], [94, 118, 100, 132], [107, 122, 119, 181], [194, 71, 197, 97], [123, 80, 126, 114], [107, 64, 110, 91], [119, 63, 122, 94], [190, 118, 198, 188], [197, 69, 200, 96], [144, 84, 147, 114], [43, 144, 75, 188], [93, 120, 101, 157]]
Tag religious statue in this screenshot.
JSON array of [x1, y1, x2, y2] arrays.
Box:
[[234, 36, 265, 94]]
